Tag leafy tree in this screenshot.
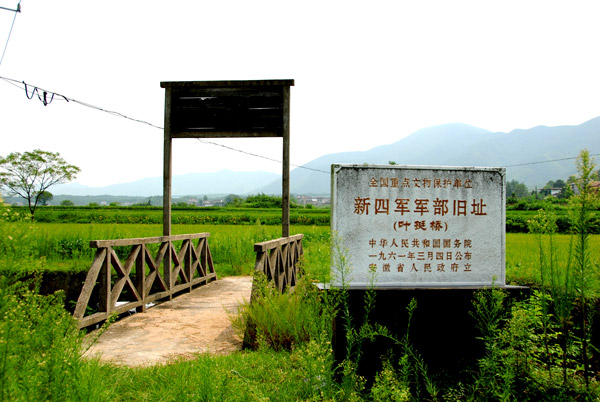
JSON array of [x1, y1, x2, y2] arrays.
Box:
[[60, 199, 74, 206], [225, 194, 242, 206], [37, 191, 53, 206], [506, 180, 529, 199], [0, 150, 80, 218]]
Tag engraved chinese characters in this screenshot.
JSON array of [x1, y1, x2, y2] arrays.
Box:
[[331, 165, 506, 287]]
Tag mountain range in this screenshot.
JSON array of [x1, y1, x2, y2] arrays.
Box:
[[52, 117, 600, 197]]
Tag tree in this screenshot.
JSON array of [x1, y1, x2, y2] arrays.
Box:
[[60, 199, 74, 206], [506, 179, 529, 199], [37, 191, 53, 206], [225, 194, 242, 206], [0, 150, 80, 218]]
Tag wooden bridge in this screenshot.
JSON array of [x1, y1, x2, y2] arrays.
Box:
[[75, 233, 303, 365], [78, 79, 301, 364]]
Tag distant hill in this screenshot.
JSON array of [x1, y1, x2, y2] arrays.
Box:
[[51, 170, 279, 197], [259, 117, 600, 195], [48, 118, 600, 197]]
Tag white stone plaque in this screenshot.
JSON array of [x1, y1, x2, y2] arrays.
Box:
[[331, 164, 506, 287]]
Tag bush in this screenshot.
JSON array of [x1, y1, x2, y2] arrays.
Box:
[[0, 275, 84, 401], [232, 272, 324, 351]]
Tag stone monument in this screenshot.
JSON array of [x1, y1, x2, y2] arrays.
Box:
[[331, 164, 506, 288]]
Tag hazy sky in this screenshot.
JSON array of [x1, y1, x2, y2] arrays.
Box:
[[1, 1, 599, 187]]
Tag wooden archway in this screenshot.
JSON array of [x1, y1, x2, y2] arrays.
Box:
[[160, 80, 294, 237]]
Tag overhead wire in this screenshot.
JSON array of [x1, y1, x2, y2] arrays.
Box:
[[505, 154, 600, 168], [0, 0, 21, 67], [0, 74, 597, 175], [0, 74, 328, 173]]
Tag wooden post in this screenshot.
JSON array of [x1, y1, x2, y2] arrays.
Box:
[[282, 86, 290, 237], [135, 244, 146, 313], [99, 247, 112, 315], [163, 87, 172, 236]]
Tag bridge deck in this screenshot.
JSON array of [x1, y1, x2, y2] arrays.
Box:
[[83, 276, 253, 366]]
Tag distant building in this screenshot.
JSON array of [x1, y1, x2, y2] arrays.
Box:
[[296, 195, 330, 207], [570, 181, 600, 196]]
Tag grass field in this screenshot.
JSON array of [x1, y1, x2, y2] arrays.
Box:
[[1, 220, 598, 290], [1, 217, 600, 399], [0, 222, 331, 278], [506, 232, 600, 288]]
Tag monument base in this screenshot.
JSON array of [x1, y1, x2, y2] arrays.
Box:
[[325, 285, 529, 383]]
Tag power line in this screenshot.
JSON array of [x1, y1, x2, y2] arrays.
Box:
[[0, 1, 21, 67], [0, 74, 329, 174], [505, 154, 600, 168], [0, 74, 595, 176], [0, 75, 163, 129], [194, 138, 329, 174]]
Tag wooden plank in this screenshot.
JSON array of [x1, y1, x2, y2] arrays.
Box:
[[79, 312, 108, 329], [144, 270, 157, 297], [202, 239, 216, 277], [190, 273, 217, 286], [190, 238, 202, 278], [110, 276, 127, 307], [171, 282, 192, 294], [154, 241, 168, 268], [121, 245, 140, 275], [171, 243, 184, 284], [171, 131, 282, 138], [254, 234, 304, 252], [99, 247, 112, 314], [111, 300, 144, 316], [268, 248, 279, 280], [136, 244, 146, 312], [145, 245, 168, 293], [254, 251, 266, 273], [160, 80, 294, 88], [164, 242, 173, 296], [282, 85, 290, 237], [177, 240, 188, 267], [73, 248, 107, 319], [183, 239, 192, 288], [108, 249, 141, 303], [164, 86, 173, 237], [90, 233, 210, 248], [144, 290, 175, 304]]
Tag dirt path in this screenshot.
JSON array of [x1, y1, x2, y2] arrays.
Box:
[[83, 276, 253, 367]]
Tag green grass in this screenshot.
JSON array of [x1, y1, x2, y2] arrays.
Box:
[[1, 220, 599, 290], [1, 218, 600, 400], [0, 222, 331, 277], [506, 233, 600, 288], [14, 205, 331, 226]]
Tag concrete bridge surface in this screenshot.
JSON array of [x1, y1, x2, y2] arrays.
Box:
[[83, 276, 253, 367]]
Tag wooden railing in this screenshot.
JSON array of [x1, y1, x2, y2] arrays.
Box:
[[243, 234, 304, 349], [253, 234, 304, 292], [74, 233, 216, 329]]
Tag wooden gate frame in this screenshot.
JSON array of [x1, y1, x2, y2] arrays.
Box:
[[160, 80, 294, 237]]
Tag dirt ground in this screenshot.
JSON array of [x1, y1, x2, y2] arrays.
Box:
[[83, 276, 253, 367]]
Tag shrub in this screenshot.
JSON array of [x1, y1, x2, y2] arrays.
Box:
[[232, 272, 324, 351], [0, 274, 84, 401]]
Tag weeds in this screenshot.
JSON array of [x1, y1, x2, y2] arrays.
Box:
[[466, 150, 600, 401]]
